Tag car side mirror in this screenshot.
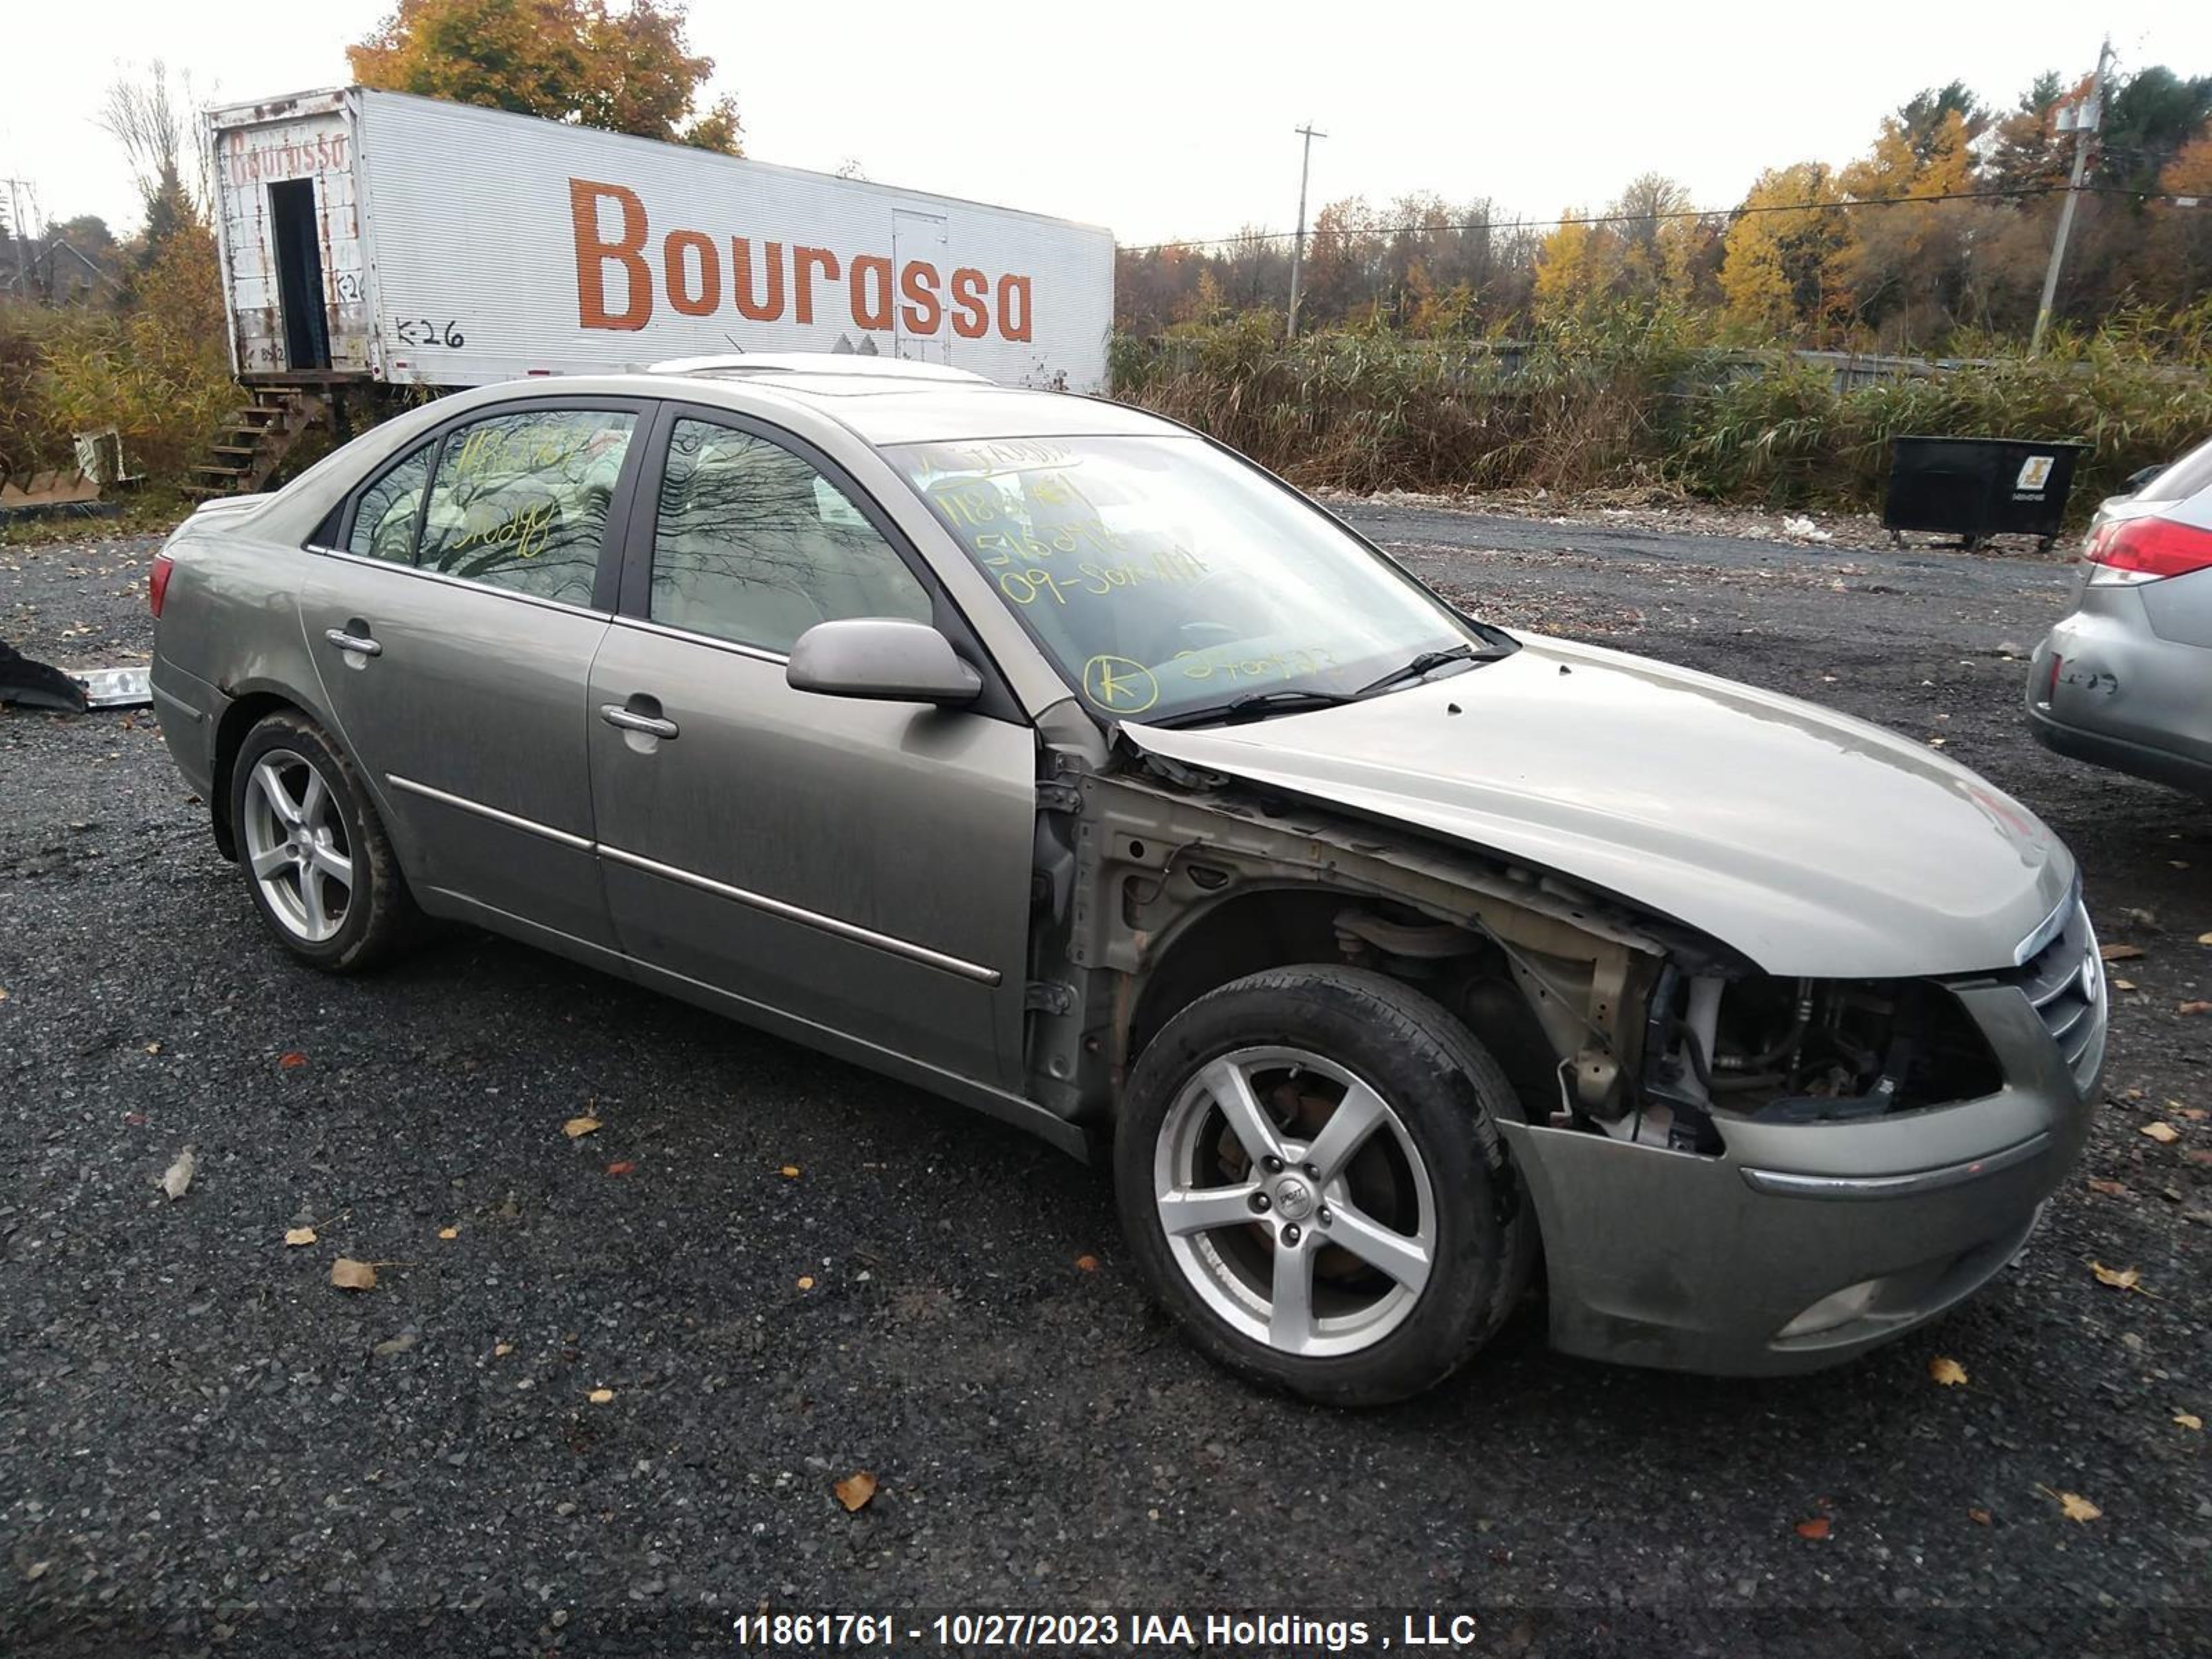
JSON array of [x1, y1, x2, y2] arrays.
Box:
[[786, 617, 983, 706]]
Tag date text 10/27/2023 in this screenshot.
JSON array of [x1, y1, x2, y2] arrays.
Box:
[[730, 1611, 1491, 1651]]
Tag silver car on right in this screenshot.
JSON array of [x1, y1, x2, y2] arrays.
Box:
[[2030, 433, 2212, 796]]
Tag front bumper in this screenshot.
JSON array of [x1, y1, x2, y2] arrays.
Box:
[[1499, 976, 2105, 1376]]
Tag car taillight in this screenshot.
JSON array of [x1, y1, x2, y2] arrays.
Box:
[[2086, 515, 2212, 581], [149, 552, 174, 618]]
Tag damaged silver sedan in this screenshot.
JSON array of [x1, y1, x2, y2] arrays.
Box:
[[148, 357, 2105, 1404]]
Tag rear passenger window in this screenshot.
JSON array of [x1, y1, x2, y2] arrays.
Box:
[[348, 442, 433, 563], [416, 409, 637, 604], [651, 418, 930, 653]]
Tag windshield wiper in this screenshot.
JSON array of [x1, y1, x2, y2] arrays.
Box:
[[1145, 687, 1356, 729], [1353, 644, 1497, 698]]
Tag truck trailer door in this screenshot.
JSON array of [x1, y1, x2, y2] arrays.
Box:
[[892, 210, 949, 365], [269, 179, 330, 371]]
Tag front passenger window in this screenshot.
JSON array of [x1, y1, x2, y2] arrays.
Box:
[[650, 418, 931, 653]]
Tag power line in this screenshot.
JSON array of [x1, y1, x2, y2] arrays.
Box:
[[1118, 180, 2186, 256]]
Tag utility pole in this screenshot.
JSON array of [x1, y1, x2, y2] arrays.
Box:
[[2032, 38, 2112, 356], [1286, 122, 1326, 339]]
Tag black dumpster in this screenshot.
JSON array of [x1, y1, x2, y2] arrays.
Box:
[[1883, 435, 2089, 550]]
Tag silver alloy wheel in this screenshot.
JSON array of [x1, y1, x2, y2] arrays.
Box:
[[1153, 1045, 1436, 1358], [241, 748, 354, 944]]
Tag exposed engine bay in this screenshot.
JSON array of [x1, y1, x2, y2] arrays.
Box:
[[1027, 743, 2006, 1156]]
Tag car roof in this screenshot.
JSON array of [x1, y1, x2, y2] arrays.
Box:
[[641, 353, 1181, 445]]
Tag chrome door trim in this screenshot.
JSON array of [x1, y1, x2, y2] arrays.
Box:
[[1738, 1131, 2052, 1201], [608, 612, 791, 667], [597, 842, 1002, 986], [385, 771, 998, 984], [386, 774, 593, 851], [310, 545, 613, 624]]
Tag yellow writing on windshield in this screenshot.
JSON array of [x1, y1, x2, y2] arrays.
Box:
[[995, 550, 1209, 606], [1082, 654, 1159, 714]]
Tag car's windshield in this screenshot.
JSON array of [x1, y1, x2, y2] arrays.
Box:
[[886, 434, 1487, 724]]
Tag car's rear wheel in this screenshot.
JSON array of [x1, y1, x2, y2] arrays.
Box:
[[231, 711, 418, 972], [1114, 966, 1533, 1405]]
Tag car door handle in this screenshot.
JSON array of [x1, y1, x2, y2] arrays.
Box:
[[324, 628, 382, 657], [600, 703, 679, 740]]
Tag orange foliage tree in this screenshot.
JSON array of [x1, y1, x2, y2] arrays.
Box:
[[348, 0, 740, 154]]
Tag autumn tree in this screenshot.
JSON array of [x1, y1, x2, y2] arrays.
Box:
[[1720, 163, 1855, 337], [1531, 216, 1611, 324], [348, 0, 741, 153]]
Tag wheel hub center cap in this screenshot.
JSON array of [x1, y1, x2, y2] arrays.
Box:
[[1273, 1175, 1315, 1221]]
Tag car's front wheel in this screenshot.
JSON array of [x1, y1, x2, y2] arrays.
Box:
[[1114, 966, 1533, 1405], [231, 710, 419, 972]]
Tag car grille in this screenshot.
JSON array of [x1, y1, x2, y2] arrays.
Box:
[[2012, 901, 2106, 1094]]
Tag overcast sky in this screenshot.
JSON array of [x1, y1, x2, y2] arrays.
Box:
[[3, 1, 2208, 245]]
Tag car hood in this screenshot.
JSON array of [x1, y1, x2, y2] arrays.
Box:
[[1122, 633, 2072, 978]]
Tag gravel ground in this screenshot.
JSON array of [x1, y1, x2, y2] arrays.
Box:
[[2, 509, 2208, 1658]]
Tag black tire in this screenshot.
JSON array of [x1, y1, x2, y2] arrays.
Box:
[[229, 709, 421, 973], [1114, 965, 1533, 1406]]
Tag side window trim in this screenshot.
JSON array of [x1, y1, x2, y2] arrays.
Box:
[[324, 395, 657, 611], [615, 401, 1024, 724]]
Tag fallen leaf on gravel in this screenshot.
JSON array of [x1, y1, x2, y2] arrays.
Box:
[[2090, 1262, 2142, 1291], [2198, 931, 2212, 946], [2140, 1122, 2180, 1144], [2053, 1491, 2101, 1524], [833, 1471, 878, 1512], [437, 1226, 458, 1240], [2179, 1002, 2212, 1016], [2087, 1178, 2130, 1197], [2175, 1413, 2203, 1431], [1967, 1508, 1992, 1526], [2177, 1107, 2210, 1121], [779, 1164, 801, 1178], [284, 1226, 317, 1247], [2112, 978, 2137, 991], [587, 1387, 614, 1404], [1794, 1517, 1830, 1539], [142, 1041, 161, 1054], [1929, 1356, 1969, 1387], [25, 1560, 48, 1580], [160, 1147, 196, 1201], [330, 1258, 378, 1291], [605, 1161, 635, 1177], [563, 1116, 601, 1139], [796, 1275, 816, 1291], [1075, 1253, 1100, 1273], [494, 1342, 513, 1357], [279, 1051, 307, 1069], [0, 986, 10, 1002], [1926, 737, 1947, 747], [2099, 944, 2145, 962]]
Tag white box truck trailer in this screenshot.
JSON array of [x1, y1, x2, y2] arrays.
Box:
[[205, 88, 1116, 392]]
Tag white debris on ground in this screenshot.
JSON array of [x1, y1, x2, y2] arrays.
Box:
[[1780, 514, 1833, 541]]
